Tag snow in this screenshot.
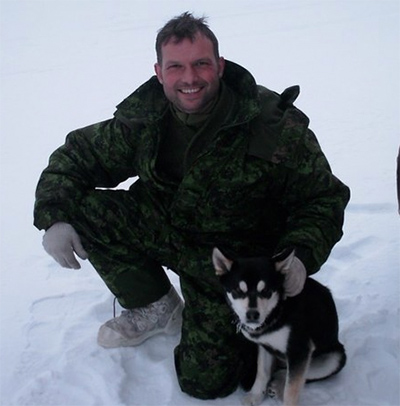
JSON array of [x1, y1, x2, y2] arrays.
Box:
[[0, 1, 399, 405]]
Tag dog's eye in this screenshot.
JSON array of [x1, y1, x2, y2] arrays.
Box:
[[260, 289, 273, 299], [231, 288, 246, 299]]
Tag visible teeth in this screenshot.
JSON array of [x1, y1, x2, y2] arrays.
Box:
[[181, 88, 200, 94]]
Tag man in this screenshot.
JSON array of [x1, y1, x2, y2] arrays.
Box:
[[34, 12, 350, 400]]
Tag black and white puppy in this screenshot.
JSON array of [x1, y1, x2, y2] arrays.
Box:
[[213, 247, 346, 406]]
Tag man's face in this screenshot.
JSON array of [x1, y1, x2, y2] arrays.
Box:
[[154, 34, 225, 114]]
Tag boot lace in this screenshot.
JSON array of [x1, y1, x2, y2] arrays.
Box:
[[122, 302, 168, 332]]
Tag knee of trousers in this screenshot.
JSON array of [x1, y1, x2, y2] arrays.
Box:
[[173, 340, 242, 400]]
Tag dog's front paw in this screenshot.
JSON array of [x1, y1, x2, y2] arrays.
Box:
[[267, 369, 286, 400], [242, 392, 265, 406]]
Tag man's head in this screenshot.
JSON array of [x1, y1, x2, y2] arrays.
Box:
[[154, 12, 225, 114], [155, 12, 220, 64]]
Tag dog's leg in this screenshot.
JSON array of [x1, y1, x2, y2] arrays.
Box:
[[267, 367, 286, 399], [307, 346, 346, 381], [242, 346, 274, 406], [283, 349, 313, 406]]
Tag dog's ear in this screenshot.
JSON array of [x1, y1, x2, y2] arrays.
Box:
[[273, 248, 296, 272], [212, 247, 233, 276]]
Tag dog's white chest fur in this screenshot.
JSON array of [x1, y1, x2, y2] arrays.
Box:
[[244, 325, 291, 354]]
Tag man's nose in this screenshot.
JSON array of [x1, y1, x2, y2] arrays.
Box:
[[181, 66, 198, 83]]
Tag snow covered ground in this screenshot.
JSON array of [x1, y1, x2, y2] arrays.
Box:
[[1, 1, 399, 405]]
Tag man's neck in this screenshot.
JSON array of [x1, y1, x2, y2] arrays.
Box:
[[172, 88, 221, 127]]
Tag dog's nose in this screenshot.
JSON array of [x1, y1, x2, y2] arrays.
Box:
[[246, 310, 260, 322]]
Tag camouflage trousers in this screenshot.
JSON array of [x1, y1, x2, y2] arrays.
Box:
[[70, 188, 257, 399]]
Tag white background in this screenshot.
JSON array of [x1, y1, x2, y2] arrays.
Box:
[[1, 1, 399, 405]]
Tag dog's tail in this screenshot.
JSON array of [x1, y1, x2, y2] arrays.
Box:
[[306, 344, 346, 382]]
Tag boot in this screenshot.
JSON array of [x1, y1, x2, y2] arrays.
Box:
[[97, 287, 183, 348]]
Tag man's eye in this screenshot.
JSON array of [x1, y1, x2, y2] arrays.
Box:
[[193, 60, 211, 68]]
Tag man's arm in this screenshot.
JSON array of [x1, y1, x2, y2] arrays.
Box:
[[34, 118, 137, 231], [275, 127, 350, 275]]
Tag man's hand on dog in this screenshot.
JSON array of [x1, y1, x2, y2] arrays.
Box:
[[274, 250, 307, 297]]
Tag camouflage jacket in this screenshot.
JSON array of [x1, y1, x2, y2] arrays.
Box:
[[34, 61, 350, 274]]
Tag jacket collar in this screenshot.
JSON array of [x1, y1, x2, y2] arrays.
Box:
[[114, 60, 261, 127]]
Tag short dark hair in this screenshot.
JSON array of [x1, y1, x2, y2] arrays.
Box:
[[155, 12, 220, 64]]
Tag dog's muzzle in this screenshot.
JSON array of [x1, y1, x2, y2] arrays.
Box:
[[246, 309, 260, 322]]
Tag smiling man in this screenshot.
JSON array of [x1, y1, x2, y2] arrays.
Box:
[[154, 32, 225, 114], [34, 12, 350, 401]]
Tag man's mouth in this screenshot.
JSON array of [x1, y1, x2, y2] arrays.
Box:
[[179, 87, 202, 94]]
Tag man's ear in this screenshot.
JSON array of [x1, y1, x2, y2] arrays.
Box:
[[218, 57, 225, 78], [212, 247, 233, 276], [154, 63, 163, 84]]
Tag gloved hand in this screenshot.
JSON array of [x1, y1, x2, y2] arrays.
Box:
[[42, 222, 88, 269], [274, 249, 307, 297]]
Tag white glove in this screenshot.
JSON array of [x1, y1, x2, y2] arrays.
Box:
[[274, 249, 307, 297], [42, 222, 88, 269]]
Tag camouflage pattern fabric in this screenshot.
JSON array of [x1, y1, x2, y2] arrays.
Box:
[[34, 60, 350, 399]]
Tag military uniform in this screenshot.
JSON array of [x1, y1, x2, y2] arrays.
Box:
[[34, 60, 350, 398]]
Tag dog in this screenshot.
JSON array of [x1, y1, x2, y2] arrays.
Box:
[[213, 247, 346, 406]]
